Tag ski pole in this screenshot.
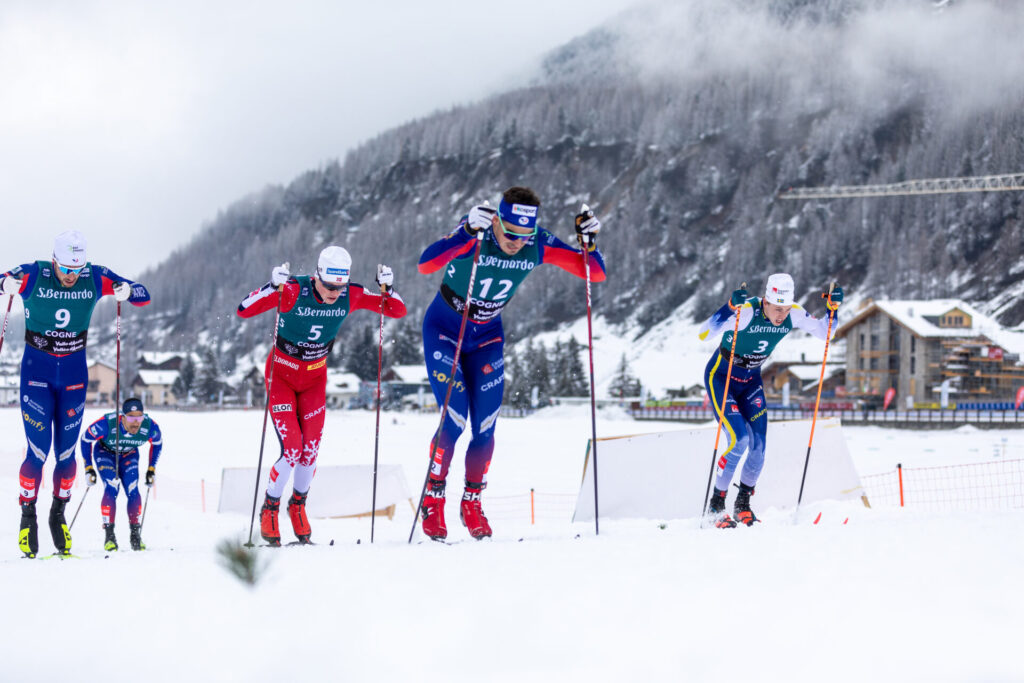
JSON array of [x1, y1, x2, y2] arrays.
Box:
[[794, 282, 838, 520], [0, 294, 13, 356], [68, 486, 91, 530], [370, 280, 387, 543], [408, 230, 485, 543], [115, 300, 122, 459], [700, 283, 746, 522], [245, 287, 285, 547], [140, 486, 151, 530], [578, 203, 601, 536]]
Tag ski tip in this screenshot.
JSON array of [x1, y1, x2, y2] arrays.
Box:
[[813, 512, 822, 525], [843, 517, 849, 525], [355, 539, 359, 545]]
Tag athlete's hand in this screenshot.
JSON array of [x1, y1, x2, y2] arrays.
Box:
[[1, 276, 22, 296], [823, 284, 843, 311], [466, 204, 496, 235], [575, 209, 601, 237], [113, 281, 132, 302], [84, 465, 97, 487], [376, 264, 394, 290], [145, 467, 155, 488], [271, 263, 291, 287], [730, 288, 750, 309]]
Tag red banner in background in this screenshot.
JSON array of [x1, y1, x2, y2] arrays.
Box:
[[883, 387, 897, 410], [1016, 386, 1024, 411], [988, 347, 1004, 360]]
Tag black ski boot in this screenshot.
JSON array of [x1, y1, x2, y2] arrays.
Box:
[[706, 488, 737, 529], [129, 523, 146, 551], [48, 496, 72, 556], [733, 483, 760, 526], [103, 524, 118, 551], [19, 500, 38, 558]]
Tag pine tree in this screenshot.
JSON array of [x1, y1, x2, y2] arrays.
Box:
[[387, 316, 422, 365], [552, 337, 588, 397], [527, 341, 552, 407], [172, 355, 196, 401], [346, 326, 380, 381], [196, 348, 222, 403], [503, 345, 532, 409], [608, 353, 641, 399]]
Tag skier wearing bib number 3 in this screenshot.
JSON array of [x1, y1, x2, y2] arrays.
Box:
[[698, 273, 842, 528], [1, 230, 151, 558], [417, 186, 605, 540], [237, 247, 406, 545]]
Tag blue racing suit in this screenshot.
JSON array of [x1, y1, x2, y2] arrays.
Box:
[[81, 413, 163, 525]]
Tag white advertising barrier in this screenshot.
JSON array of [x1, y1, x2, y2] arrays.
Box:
[[574, 418, 865, 522], [218, 465, 412, 518]]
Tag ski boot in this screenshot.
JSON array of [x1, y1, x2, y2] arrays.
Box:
[[259, 494, 282, 547], [733, 483, 760, 526], [420, 479, 447, 541], [48, 496, 72, 556], [459, 482, 492, 540], [706, 489, 737, 529], [288, 491, 312, 544], [129, 523, 146, 551], [19, 500, 38, 558], [103, 523, 118, 551]]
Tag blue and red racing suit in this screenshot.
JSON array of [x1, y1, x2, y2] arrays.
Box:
[[80, 413, 163, 525], [418, 216, 605, 487], [698, 297, 835, 491], [0, 262, 150, 503]]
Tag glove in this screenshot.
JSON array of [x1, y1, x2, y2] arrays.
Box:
[[730, 288, 749, 308], [376, 264, 394, 290], [84, 465, 97, 487], [145, 467, 155, 488], [823, 284, 844, 311], [466, 204, 496, 234], [1, 276, 22, 295], [113, 281, 132, 302], [575, 210, 601, 237], [271, 262, 291, 287]]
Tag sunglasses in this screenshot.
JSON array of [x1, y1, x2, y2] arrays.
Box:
[[497, 216, 537, 241], [319, 281, 346, 292], [55, 262, 85, 275], [122, 415, 144, 424]]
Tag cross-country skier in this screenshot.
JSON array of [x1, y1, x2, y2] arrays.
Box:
[[1, 231, 150, 558], [416, 186, 605, 540], [237, 247, 406, 546], [698, 273, 842, 527], [80, 397, 163, 551]]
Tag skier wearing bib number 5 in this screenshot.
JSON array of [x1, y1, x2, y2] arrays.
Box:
[[1, 230, 151, 558], [417, 186, 605, 540], [237, 247, 406, 546], [698, 273, 842, 528]]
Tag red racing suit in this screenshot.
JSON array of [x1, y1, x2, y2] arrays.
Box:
[[237, 276, 406, 497]]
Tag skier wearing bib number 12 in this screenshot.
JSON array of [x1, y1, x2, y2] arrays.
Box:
[[1, 230, 151, 558], [698, 273, 842, 528], [416, 186, 605, 540], [237, 247, 406, 546]]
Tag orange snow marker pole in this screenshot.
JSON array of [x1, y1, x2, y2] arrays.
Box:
[[897, 463, 905, 507], [813, 512, 822, 525], [530, 488, 535, 525], [700, 283, 745, 522], [795, 283, 838, 521]]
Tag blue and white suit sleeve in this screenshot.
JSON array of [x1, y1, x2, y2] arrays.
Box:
[[698, 301, 753, 341], [791, 304, 837, 340], [147, 420, 163, 469], [80, 418, 110, 467]]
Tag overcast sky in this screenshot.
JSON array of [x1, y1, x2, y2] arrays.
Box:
[[0, 0, 636, 275]]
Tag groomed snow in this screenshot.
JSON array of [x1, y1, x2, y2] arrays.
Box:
[[0, 406, 1020, 682]]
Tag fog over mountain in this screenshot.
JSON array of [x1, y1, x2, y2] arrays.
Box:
[[68, 0, 1024, 373]]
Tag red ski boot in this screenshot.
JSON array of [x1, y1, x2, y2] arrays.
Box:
[[260, 494, 281, 546], [459, 483, 492, 540], [733, 483, 760, 526], [706, 488, 737, 529], [420, 479, 447, 541], [288, 491, 312, 544]]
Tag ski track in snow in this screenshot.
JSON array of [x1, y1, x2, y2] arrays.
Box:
[[0, 406, 1020, 682]]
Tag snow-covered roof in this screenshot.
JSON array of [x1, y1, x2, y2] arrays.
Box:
[[389, 364, 429, 384], [840, 299, 1024, 359], [325, 371, 362, 394], [88, 359, 117, 371], [135, 370, 179, 386]]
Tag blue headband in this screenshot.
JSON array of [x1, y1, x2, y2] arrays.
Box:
[[498, 199, 538, 229]]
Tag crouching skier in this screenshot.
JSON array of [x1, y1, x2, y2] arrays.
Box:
[[237, 247, 406, 546], [81, 397, 163, 550], [1, 230, 150, 557], [699, 273, 842, 527]]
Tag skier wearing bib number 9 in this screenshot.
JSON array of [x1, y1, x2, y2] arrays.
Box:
[[237, 247, 406, 546], [698, 273, 842, 528], [416, 186, 606, 540], [1, 230, 151, 558]]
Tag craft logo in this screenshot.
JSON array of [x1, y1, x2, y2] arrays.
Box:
[[271, 403, 292, 413], [481, 376, 504, 393], [303, 405, 325, 420]]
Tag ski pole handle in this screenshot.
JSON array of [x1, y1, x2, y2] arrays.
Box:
[[578, 203, 592, 247], [728, 282, 747, 311]]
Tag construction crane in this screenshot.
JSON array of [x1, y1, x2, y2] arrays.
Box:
[[779, 172, 1024, 199]]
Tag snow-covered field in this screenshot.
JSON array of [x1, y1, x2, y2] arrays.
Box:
[[1, 406, 1021, 682]]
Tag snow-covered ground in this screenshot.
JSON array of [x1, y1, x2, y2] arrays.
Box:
[[0, 406, 1020, 682]]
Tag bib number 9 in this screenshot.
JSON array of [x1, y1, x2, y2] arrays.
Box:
[[55, 309, 71, 329]]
